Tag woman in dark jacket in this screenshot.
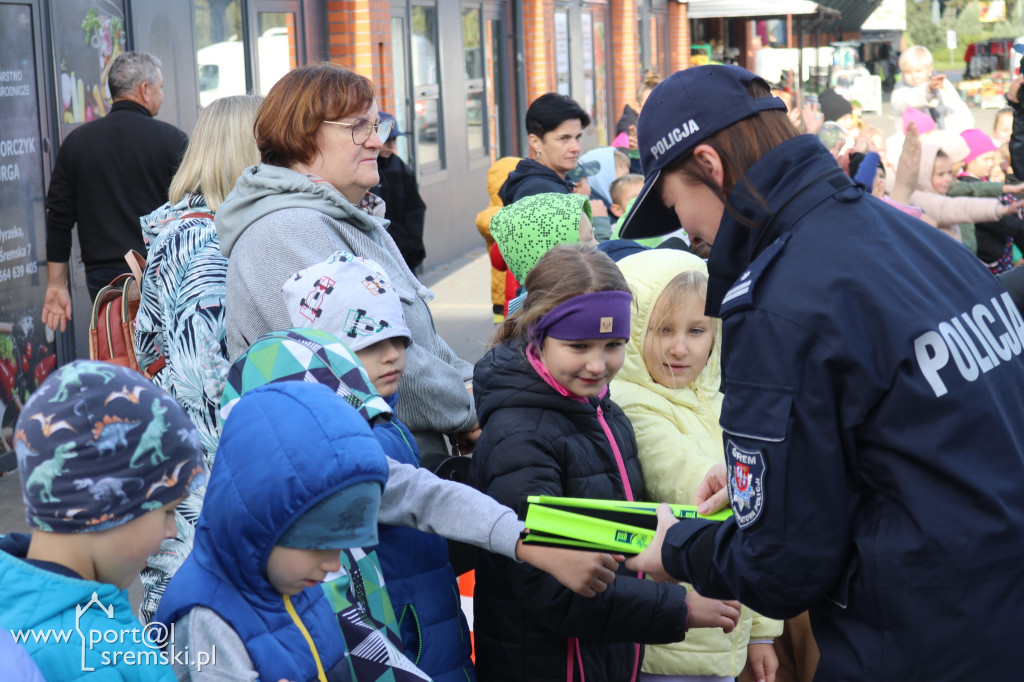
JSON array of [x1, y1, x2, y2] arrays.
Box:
[[470, 244, 740, 682]]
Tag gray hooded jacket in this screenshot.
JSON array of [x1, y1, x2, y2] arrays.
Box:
[[216, 163, 475, 435]]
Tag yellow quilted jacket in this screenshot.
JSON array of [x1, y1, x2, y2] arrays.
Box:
[[610, 249, 782, 677]]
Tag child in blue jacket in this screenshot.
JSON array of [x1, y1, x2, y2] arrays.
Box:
[[0, 362, 204, 680]]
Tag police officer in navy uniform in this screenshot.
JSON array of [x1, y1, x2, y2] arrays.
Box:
[[619, 65, 1024, 682]]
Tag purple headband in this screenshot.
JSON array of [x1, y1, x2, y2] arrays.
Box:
[[531, 290, 632, 344]]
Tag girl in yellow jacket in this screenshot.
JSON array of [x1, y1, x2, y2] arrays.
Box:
[[611, 248, 782, 682]]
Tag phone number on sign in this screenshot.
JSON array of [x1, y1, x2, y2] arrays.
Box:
[[0, 261, 38, 283]]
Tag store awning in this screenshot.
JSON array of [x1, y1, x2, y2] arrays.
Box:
[[685, 0, 820, 19]]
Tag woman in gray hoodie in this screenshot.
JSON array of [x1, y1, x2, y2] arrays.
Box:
[[216, 63, 474, 467]]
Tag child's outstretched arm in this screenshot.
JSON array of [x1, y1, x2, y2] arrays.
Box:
[[745, 641, 779, 682], [684, 589, 742, 633], [378, 457, 619, 595], [515, 541, 622, 597]]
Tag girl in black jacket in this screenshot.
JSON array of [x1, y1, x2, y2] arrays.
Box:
[[470, 244, 740, 682]]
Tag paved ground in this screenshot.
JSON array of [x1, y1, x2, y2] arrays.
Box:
[[0, 95, 1005, 608]]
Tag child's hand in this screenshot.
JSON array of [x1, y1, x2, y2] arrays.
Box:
[[695, 463, 729, 515], [800, 101, 823, 135], [1000, 199, 1024, 217], [516, 541, 622, 596], [624, 504, 677, 581], [891, 122, 921, 205], [745, 642, 779, 682], [684, 589, 741, 633], [1004, 181, 1024, 195], [1008, 76, 1024, 105], [628, 124, 638, 151], [927, 73, 946, 95]]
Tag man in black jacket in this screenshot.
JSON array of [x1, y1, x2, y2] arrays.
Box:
[[372, 111, 427, 274], [41, 51, 187, 332]]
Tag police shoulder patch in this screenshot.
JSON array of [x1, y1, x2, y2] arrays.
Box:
[[726, 438, 766, 528], [720, 233, 791, 316]]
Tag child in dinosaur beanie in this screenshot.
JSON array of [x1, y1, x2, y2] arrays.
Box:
[[0, 360, 204, 681]]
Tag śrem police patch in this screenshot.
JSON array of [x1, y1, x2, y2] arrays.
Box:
[[727, 439, 765, 527]]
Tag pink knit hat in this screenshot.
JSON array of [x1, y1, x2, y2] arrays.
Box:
[[902, 107, 936, 135], [960, 128, 999, 164]]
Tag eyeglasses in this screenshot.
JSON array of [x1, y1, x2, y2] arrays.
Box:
[[322, 118, 394, 145]]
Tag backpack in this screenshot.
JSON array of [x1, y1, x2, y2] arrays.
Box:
[[88, 250, 166, 378]]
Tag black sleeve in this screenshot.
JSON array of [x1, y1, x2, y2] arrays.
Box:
[[475, 427, 689, 644], [998, 267, 1024, 317], [1009, 95, 1024, 181], [44, 134, 78, 263]]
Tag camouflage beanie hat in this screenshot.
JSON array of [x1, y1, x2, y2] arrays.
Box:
[[489, 192, 592, 283], [14, 361, 206, 533]]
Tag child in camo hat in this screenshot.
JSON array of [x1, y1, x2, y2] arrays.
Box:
[[0, 360, 204, 681], [489, 192, 596, 314]]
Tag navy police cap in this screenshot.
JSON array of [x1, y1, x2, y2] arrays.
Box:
[[618, 65, 787, 240]]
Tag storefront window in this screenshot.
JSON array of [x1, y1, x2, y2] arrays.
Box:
[[555, 10, 571, 96], [412, 4, 443, 168], [463, 7, 486, 155], [194, 0, 244, 107]]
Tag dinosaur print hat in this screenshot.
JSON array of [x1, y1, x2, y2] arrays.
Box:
[[14, 361, 205, 533]]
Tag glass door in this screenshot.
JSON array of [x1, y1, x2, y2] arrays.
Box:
[[1, 0, 57, 468], [391, 13, 413, 164], [248, 0, 302, 97]]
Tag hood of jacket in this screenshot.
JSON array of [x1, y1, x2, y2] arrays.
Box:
[[215, 163, 386, 257], [139, 193, 214, 253], [474, 339, 602, 429], [155, 383, 390, 682], [915, 143, 943, 195], [580, 147, 620, 205], [613, 249, 722, 409], [476, 156, 523, 234], [181, 382, 388, 599], [220, 328, 392, 426], [498, 158, 574, 205]]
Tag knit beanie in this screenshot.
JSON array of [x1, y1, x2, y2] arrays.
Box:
[[14, 361, 205, 533], [278, 481, 382, 549], [282, 251, 411, 353], [221, 328, 392, 425], [489, 192, 593, 283], [903, 106, 936, 135], [819, 88, 853, 122], [961, 128, 999, 165]]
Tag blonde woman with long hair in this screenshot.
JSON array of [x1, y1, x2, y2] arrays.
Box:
[[134, 94, 263, 622]]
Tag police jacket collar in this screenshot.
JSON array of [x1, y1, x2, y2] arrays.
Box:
[[706, 135, 855, 317]]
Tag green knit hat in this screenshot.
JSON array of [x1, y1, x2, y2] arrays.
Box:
[[489, 192, 592, 283]]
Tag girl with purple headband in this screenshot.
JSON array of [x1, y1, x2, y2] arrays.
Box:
[[469, 243, 742, 682]]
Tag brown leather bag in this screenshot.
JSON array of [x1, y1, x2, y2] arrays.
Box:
[[88, 250, 165, 378]]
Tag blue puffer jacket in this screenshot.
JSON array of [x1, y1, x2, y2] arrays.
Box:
[[374, 394, 475, 682], [155, 383, 391, 682], [0, 533, 175, 681]]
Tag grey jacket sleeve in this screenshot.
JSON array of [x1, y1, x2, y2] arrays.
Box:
[[378, 456, 523, 559], [172, 608, 258, 681]]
